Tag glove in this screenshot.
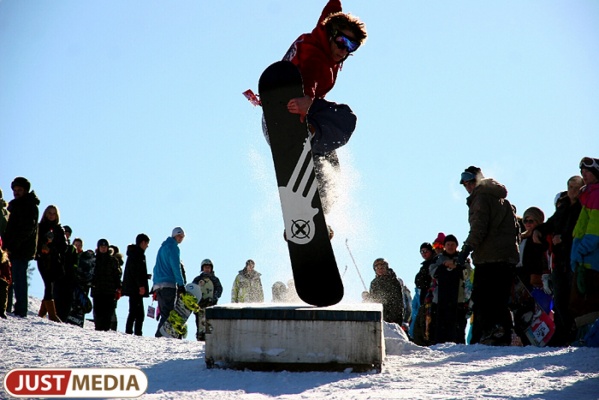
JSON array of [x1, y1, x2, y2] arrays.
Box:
[[177, 285, 186, 296], [456, 244, 473, 267], [115, 288, 122, 300], [541, 274, 552, 295]]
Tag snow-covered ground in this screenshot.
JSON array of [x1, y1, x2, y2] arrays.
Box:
[[2, 297, 598, 400]]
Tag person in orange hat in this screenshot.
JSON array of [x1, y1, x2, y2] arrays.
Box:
[[432, 232, 446, 255]]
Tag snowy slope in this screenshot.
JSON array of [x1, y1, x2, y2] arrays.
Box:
[[1, 297, 598, 400]]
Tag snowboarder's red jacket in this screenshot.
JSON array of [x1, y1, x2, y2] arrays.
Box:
[[282, 0, 341, 100]]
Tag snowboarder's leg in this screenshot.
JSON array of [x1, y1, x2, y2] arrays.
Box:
[[196, 308, 207, 341], [155, 287, 176, 338], [307, 99, 356, 156]]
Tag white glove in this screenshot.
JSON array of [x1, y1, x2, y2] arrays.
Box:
[[541, 274, 552, 295]]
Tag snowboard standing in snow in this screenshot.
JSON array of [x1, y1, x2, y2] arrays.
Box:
[[509, 276, 556, 346], [66, 250, 95, 327], [259, 60, 343, 307], [159, 282, 204, 339]]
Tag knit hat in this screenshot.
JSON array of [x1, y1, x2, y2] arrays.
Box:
[[372, 257, 389, 270], [420, 242, 433, 252], [459, 166, 483, 184], [245, 259, 255, 267], [171, 227, 185, 237], [11, 177, 31, 192], [444, 234, 458, 246], [433, 232, 445, 247], [580, 157, 599, 181], [97, 238, 109, 247], [63, 225, 72, 234], [523, 207, 545, 224]]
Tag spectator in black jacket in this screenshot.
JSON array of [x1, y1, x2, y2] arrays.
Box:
[[534, 175, 584, 345], [122, 234, 151, 336], [412, 243, 436, 345], [192, 259, 223, 341], [36, 205, 67, 322], [91, 239, 122, 331], [54, 225, 78, 322], [367, 258, 404, 325], [1, 177, 40, 318]]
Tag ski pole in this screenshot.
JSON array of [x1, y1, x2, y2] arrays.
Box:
[[341, 264, 349, 278], [345, 238, 368, 292]]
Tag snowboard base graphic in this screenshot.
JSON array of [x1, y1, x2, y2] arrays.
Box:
[[159, 283, 203, 339], [509, 276, 556, 346], [259, 60, 343, 307]]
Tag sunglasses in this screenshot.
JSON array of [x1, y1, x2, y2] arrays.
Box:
[[333, 31, 360, 53], [420, 249, 430, 254], [523, 219, 535, 224], [580, 157, 599, 170]]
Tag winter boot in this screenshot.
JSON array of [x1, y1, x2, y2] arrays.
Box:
[[38, 300, 48, 318], [45, 300, 62, 323]]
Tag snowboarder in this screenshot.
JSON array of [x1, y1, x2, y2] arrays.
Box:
[[152, 227, 186, 338], [264, 0, 367, 210], [192, 259, 222, 341]]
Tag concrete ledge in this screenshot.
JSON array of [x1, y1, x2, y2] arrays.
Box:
[[205, 303, 384, 372]]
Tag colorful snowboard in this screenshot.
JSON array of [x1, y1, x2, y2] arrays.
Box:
[[159, 283, 202, 339], [509, 276, 556, 346], [258, 60, 343, 307]]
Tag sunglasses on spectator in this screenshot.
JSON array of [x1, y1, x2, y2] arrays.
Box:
[[523, 219, 535, 224], [420, 249, 430, 254], [332, 31, 360, 53], [580, 157, 599, 170]]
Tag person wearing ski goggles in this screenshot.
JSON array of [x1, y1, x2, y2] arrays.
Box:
[[262, 1, 366, 214], [570, 156, 599, 326], [279, 1, 367, 154]]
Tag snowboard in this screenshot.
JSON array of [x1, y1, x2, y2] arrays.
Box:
[[196, 276, 215, 308], [509, 276, 556, 347], [159, 283, 202, 339], [65, 285, 92, 327], [258, 60, 343, 307]]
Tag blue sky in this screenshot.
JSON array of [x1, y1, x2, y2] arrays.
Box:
[[1, 1, 598, 337]]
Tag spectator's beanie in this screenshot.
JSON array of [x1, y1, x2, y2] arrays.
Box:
[[523, 207, 545, 224], [172, 227, 185, 237], [11, 177, 31, 192], [444, 234, 458, 246], [420, 242, 433, 252]]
